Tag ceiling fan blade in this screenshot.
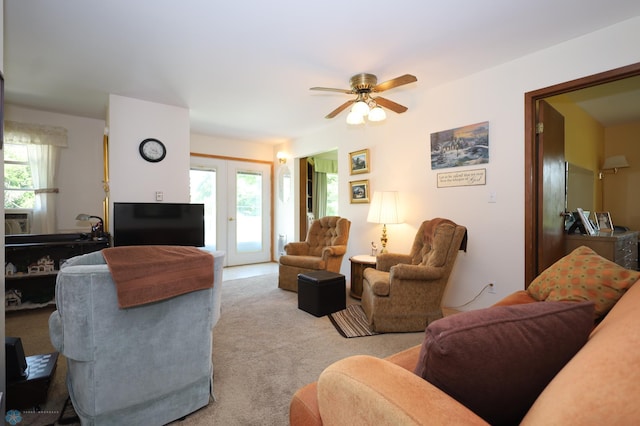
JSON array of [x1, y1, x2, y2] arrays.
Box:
[[325, 100, 355, 119], [374, 97, 408, 114], [373, 74, 417, 92], [310, 86, 353, 94]]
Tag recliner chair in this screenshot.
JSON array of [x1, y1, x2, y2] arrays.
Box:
[[279, 216, 351, 292], [362, 218, 467, 332], [48, 249, 224, 425]]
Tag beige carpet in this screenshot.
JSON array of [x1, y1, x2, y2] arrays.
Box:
[[6, 273, 425, 425]]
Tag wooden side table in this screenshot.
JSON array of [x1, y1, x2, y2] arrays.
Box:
[[349, 255, 376, 299]]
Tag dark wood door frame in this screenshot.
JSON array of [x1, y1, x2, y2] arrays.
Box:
[[524, 62, 640, 286]]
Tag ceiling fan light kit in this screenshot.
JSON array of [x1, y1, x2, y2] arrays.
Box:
[[311, 73, 417, 125], [368, 106, 386, 122], [346, 110, 365, 125], [352, 100, 370, 116]]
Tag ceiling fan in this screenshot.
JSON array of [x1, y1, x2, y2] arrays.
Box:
[[310, 73, 417, 124]]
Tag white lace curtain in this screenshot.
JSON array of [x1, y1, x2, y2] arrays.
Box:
[[4, 120, 68, 234]]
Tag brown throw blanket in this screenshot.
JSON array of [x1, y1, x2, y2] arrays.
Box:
[[102, 245, 214, 308], [424, 218, 468, 252]]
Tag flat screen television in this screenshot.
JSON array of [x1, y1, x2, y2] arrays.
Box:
[[113, 202, 205, 247]]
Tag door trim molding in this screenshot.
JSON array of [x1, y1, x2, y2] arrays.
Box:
[[524, 62, 640, 286]]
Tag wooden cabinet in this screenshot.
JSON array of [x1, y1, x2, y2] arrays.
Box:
[[5, 233, 110, 310], [298, 158, 315, 238], [565, 230, 638, 270]]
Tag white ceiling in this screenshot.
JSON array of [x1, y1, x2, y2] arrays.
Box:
[[4, 1, 640, 144]]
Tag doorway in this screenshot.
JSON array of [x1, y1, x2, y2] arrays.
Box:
[[524, 62, 640, 285], [298, 150, 339, 238], [190, 155, 273, 266]]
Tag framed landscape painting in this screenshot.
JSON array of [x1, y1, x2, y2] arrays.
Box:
[[430, 121, 489, 170], [350, 179, 369, 203], [349, 149, 370, 175]]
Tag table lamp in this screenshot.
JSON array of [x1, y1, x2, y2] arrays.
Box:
[[76, 213, 104, 240], [367, 191, 403, 253]]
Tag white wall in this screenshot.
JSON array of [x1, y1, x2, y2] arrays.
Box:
[[5, 105, 106, 232], [278, 16, 640, 311], [108, 95, 191, 211], [191, 133, 274, 161]]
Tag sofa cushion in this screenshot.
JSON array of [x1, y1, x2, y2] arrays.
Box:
[[527, 245, 640, 319], [414, 301, 594, 425]]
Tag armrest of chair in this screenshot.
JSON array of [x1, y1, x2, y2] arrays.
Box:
[[317, 355, 488, 426], [390, 263, 444, 280], [321, 245, 347, 258], [284, 242, 310, 256], [376, 253, 412, 272], [48, 311, 64, 352]]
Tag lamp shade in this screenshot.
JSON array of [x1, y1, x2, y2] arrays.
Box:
[[368, 106, 386, 122], [346, 111, 365, 125], [76, 213, 101, 222], [367, 191, 402, 224], [351, 100, 370, 116], [602, 155, 629, 170]]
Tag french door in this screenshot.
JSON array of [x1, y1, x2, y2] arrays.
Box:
[[190, 157, 271, 266]]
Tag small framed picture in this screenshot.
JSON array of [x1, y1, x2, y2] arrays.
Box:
[[577, 208, 596, 235], [349, 149, 370, 175], [595, 211, 614, 231], [350, 179, 370, 203]]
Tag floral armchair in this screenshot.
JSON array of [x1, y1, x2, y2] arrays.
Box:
[[278, 216, 351, 292], [362, 218, 467, 332]]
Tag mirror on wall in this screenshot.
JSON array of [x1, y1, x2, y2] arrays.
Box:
[[565, 162, 596, 230], [565, 162, 595, 212]]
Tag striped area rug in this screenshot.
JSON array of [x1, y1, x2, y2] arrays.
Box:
[[329, 304, 378, 338]]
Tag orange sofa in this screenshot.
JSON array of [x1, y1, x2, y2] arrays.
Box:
[[290, 277, 640, 425]]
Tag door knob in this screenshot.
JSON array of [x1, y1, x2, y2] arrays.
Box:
[[228, 217, 234, 221]]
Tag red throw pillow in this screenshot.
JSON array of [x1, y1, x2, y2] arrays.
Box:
[[414, 301, 594, 425]]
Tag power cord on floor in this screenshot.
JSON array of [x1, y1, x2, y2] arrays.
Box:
[[444, 283, 492, 310]]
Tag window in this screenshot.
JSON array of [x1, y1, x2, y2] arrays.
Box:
[[3, 120, 68, 234], [326, 173, 339, 216], [4, 143, 35, 209]]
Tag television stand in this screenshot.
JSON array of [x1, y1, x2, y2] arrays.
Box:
[[5, 233, 110, 310]]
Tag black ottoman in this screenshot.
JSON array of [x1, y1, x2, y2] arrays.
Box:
[[297, 270, 346, 317]]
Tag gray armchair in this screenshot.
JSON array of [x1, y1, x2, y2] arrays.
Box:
[[362, 219, 467, 332], [48, 249, 224, 425]]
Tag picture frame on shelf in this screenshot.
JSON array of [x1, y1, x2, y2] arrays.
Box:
[[349, 149, 370, 175], [350, 179, 369, 203], [595, 211, 614, 232], [577, 208, 596, 235]]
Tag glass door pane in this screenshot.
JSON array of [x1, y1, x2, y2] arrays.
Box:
[[190, 168, 216, 249], [235, 170, 262, 253]]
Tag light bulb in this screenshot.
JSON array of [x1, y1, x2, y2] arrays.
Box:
[[346, 111, 365, 125], [368, 106, 386, 122], [351, 101, 370, 116]]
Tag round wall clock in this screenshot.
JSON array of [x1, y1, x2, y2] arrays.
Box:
[[139, 138, 167, 162]]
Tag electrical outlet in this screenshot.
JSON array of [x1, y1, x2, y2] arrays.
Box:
[[155, 191, 163, 201], [488, 282, 496, 294]]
